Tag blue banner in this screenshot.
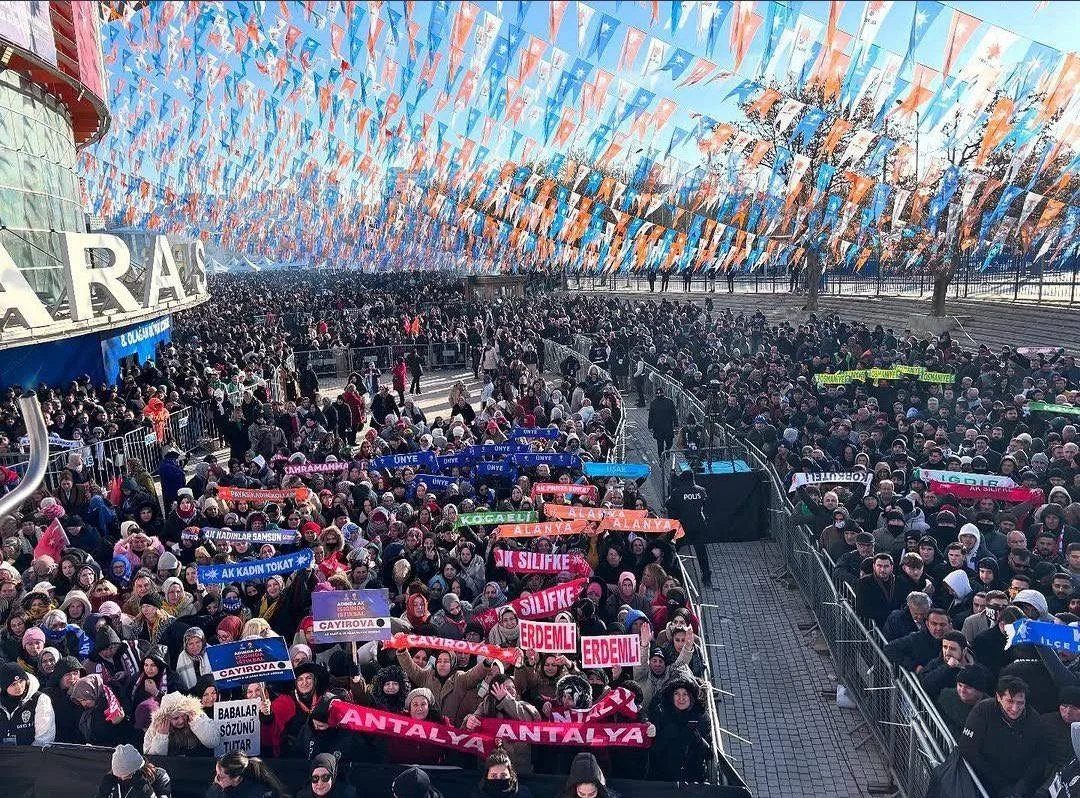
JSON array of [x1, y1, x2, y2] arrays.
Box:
[[435, 452, 472, 470], [208, 637, 294, 689], [184, 527, 299, 546], [461, 442, 531, 460], [100, 316, 173, 384], [371, 451, 438, 472], [582, 462, 652, 479], [1007, 619, 1080, 654], [197, 549, 313, 585], [512, 452, 582, 469], [410, 473, 458, 494], [311, 589, 391, 643], [473, 460, 517, 479], [509, 426, 561, 440]]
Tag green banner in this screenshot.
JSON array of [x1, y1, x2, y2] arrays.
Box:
[[454, 511, 539, 528], [1028, 401, 1080, 416], [815, 368, 955, 386]]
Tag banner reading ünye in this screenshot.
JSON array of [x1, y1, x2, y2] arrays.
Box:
[[493, 520, 588, 538], [519, 619, 578, 653], [580, 634, 642, 668]]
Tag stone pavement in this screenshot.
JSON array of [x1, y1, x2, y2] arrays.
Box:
[[623, 401, 890, 798]]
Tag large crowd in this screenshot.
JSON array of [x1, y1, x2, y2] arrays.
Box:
[[0, 274, 715, 798], [2, 273, 1080, 798]]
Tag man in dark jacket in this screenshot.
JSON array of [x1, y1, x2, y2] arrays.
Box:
[[1043, 721, 1080, 798], [958, 675, 1047, 798], [1042, 686, 1080, 775], [667, 467, 712, 586], [648, 385, 677, 459], [884, 607, 952, 672], [856, 553, 901, 629]]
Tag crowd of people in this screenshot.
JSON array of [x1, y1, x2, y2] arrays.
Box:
[[0, 275, 718, 798], [3, 273, 1080, 797]]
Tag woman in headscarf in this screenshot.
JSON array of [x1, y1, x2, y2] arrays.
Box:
[[488, 606, 520, 648], [175, 627, 212, 691], [161, 577, 195, 618], [297, 751, 358, 798], [268, 661, 329, 757], [69, 673, 132, 746]]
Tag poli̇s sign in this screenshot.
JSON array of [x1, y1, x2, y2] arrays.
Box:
[[0, 232, 207, 346]]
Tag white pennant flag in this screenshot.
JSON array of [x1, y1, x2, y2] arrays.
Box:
[[787, 15, 823, 81], [641, 36, 668, 79], [576, 2, 595, 51], [773, 98, 805, 136], [1018, 191, 1043, 228], [892, 189, 911, 229], [961, 25, 1020, 87]]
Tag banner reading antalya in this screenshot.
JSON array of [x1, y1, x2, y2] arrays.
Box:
[[208, 638, 294, 689], [197, 549, 313, 585]]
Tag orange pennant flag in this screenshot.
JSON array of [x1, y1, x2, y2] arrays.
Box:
[[941, 9, 981, 79]]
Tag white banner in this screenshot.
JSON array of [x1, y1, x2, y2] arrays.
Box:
[[580, 634, 641, 668], [912, 468, 1017, 489], [213, 699, 261, 757], [788, 472, 874, 493]]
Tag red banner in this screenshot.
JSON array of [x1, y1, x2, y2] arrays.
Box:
[[493, 549, 592, 578], [531, 483, 599, 502], [494, 519, 588, 538], [473, 578, 588, 631], [34, 518, 69, 561], [217, 486, 311, 503], [551, 686, 641, 723], [479, 718, 652, 748], [329, 700, 494, 755], [926, 480, 1044, 504], [597, 515, 685, 540], [543, 505, 648, 522], [383, 633, 521, 666]]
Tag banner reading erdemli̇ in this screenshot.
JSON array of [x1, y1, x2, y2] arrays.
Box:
[[197, 549, 313, 585], [580, 634, 642, 668], [312, 589, 392, 643], [788, 472, 874, 492], [208, 638, 294, 689], [519, 619, 578, 653]]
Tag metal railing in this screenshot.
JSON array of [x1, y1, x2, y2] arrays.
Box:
[[291, 343, 472, 383], [566, 331, 986, 797]]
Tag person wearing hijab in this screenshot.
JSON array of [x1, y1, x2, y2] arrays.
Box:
[[392, 638, 490, 725], [298, 752, 356, 798], [269, 661, 329, 757], [69, 673, 132, 746], [0, 662, 55, 746], [176, 627, 212, 691]]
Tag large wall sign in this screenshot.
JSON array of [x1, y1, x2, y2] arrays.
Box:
[[0, 231, 208, 348]]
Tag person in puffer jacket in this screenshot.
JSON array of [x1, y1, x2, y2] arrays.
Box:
[[1041, 722, 1080, 798], [142, 691, 220, 756]]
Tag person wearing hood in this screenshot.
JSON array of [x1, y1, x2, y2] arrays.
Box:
[[291, 695, 371, 763], [60, 588, 94, 629], [46, 655, 84, 742], [0, 662, 55, 746], [176, 626, 212, 691], [40, 608, 93, 659], [161, 576, 196, 618], [937, 569, 975, 627], [648, 676, 710, 782], [1014, 588, 1054, 622], [269, 660, 329, 757], [297, 752, 357, 798], [560, 752, 618, 798], [393, 637, 490, 725], [143, 690, 220, 756], [431, 592, 473, 639], [392, 766, 444, 798], [95, 743, 172, 798], [958, 524, 993, 574]]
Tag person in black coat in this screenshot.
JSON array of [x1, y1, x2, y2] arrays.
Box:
[[471, 748, 534, 798], [855, 554, 902, 629], [46, 655, 84, 743], [648, 677, 712, 782], [647, 386, 677, 459], [297, 753, 356, 798], [884, 608, 952, 672], [206, 752, 288, 798], [97, 744, 172, 798], [666, 467, 712, 585]]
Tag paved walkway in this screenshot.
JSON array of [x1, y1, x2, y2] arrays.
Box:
[[623, 403, 889, 798]]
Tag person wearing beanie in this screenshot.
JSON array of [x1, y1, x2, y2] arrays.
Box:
[[385, 686, 451, 765], [297, 752, 357, 798], [132, 592, 174, 650], [0, 660, 55, 745], [935, 663, 995, 737], [19, 625, 47, 672], [96, 743, 172, 798], [45, 655, 84, 742], [391, 766, 443, 798]]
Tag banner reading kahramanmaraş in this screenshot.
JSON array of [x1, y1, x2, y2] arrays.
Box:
[[197, 549, 313, 584]]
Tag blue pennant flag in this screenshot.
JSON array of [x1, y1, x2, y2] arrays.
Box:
[[659, 47, 694, 81], [590, 13, 621, 60]]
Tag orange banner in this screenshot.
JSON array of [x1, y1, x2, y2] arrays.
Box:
[[543, 505, 649, 522], [494, 519, 588, 538], [598, 516, 685, 540]]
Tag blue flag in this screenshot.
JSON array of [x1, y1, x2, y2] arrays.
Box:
[[582, 462, 652, 479]]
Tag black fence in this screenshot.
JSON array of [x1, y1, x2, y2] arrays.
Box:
[[1, 745, 751, 798]]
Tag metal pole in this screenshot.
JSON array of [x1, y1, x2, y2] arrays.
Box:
[[0, 394, 49, 522]]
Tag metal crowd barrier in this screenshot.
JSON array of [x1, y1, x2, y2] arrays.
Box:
[[291, 343, 472, 383], [564, 331, 987, 797]]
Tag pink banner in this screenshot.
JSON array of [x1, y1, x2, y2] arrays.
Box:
[[926, 480, 1043, 504], [473, 578, 588, 631], [383, 633, 521, 666], [479, 718, 652, 748], [493, 549, 592, 577], [580, 634, 641, 668], [330, 700, 493, 755], [217, 486, 311, 503], [551, 686, 641, 723], [519, 619, 577, 653]]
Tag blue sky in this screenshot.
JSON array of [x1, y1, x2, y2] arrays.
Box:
[[83, 0, 1079, 263]]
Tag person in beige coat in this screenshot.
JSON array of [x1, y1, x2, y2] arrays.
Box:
[[394, 644, 491, 724], [463, 674, 541, 774]]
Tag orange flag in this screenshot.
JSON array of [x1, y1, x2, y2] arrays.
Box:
[[941, 9, 981, 79], [548, 0, 569, 40]]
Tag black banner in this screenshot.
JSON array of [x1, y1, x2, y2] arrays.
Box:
[[0, 745, 750, 798]]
